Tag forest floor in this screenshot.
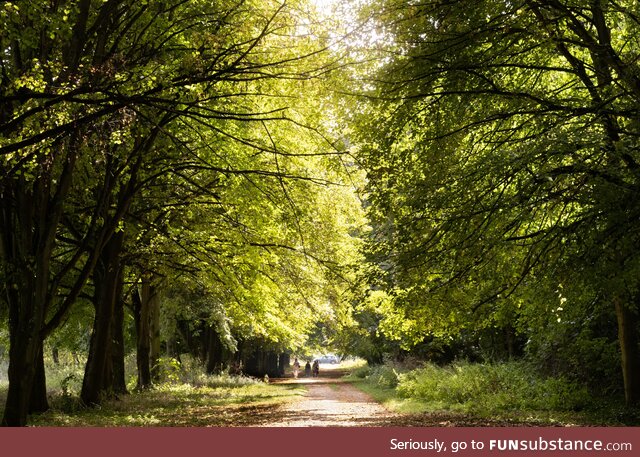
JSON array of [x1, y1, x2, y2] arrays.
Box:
[[0, 363, 595, 426]]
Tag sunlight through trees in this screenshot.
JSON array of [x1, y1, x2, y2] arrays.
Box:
[[2, 0, 640, 426]]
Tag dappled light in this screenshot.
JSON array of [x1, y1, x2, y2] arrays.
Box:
[[2, 0, 640, 427]]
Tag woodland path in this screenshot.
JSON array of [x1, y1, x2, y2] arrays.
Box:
[[264, 365, 399, 427], [256, 365, 545, 427]]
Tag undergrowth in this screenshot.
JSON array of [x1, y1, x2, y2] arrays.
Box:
[[0, 354, 303, 426], [348, 360, 638, 425], [31, 380, 304, 426]]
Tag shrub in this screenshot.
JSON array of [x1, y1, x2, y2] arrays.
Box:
[[46, 363, 84, 396], [368, 365, 401, 388], [395, 361, 592, 413], [198, 373, 260, 388], [351, 365, 371, 379], [174, 355, 260, 388], [154, 357, 182, 384]]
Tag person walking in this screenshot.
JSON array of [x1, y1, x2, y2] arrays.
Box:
[[293, 357, 301, 378]]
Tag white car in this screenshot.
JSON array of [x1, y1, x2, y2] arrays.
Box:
[[316, 355, 340, 364]]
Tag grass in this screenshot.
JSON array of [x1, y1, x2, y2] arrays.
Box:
[[0, 356, 307, 426], [29, 382, 305, 426], [4, 356, 638, 426], [345, 361, 640, 426]]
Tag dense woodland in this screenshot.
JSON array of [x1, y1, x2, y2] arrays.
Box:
[[2, 0, 640, 426]]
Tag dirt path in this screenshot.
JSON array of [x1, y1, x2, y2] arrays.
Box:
[[255, 365, 546, 427], [264, 365, 399, 427]]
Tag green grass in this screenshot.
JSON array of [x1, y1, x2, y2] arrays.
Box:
[[28, 381, 305, 426], [0, 356, 306, 426], [345, 361, 640, 426]]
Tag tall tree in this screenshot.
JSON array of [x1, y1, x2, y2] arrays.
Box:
[[1, 0, 346, 425], [353, 0, 640, 405]]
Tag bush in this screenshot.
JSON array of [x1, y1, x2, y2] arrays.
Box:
[[396, 361, 592, 413], [368, 365, 401, 388], [197, 373, 261, 388], [350, 365, 371, 379], [154, 357, 183, 384], [172, 355, 259, 388], [46, 363, 84, 396]]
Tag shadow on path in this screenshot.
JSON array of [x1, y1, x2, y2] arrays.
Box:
[[256, 365, 399, 427]]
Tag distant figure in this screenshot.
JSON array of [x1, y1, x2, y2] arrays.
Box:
[[304, 361, 311, 377], [230, 360, 243, 376], [293, 357, 300, 378], [312, 360, 319, 377]]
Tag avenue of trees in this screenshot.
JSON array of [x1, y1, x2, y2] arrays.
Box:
[[3, 0, 640, 427]]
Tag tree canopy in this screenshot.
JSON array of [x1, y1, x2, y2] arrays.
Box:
[[2, 0, 640, 427], [0, 0, 364, 425], [347, 0, 640, 406]]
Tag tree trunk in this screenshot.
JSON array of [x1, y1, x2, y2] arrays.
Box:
[[1, 145, 88, 426], [134, 278, 152, 390], [81, 231, 123, 405], [278, 353, 289, 377], [242, 346, 281, 377], [2, 319, 45, 426], [28, 345, 49, 414], [149, 285, 161, 382], [614, 298, 640, 406], [166, 336, 181, 362], [505, 326, 515, 360], [198, 321, 209, 364], [111, 270, 127, 395], [81, 282, 114, 405], [206, 328, 223, 374], [1, 234, 52, 425], [244, 347, 260, 377], [266, 351, 279, 378]]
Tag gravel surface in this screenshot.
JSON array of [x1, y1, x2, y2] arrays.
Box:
[[266, 372, 399, 427]]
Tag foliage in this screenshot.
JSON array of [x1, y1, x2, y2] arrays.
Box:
[[353, 364, 402, 388], [5, 0, 639, 426], [0, 0, 366, 424], [1, 352, 294, 424], [167, 354, 260, 387], [349, 360, 636, 424], [152, 357, 183, 385], [396, 361, 591, 413], [344, 0, 640, 405]]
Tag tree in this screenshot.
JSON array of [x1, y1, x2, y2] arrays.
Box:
[[1, 0, 353, 425], [352, 0, 640, 405]]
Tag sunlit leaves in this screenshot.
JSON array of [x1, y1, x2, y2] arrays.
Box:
[[348, 0, 640, 364], [1, 0, 365, 366]]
